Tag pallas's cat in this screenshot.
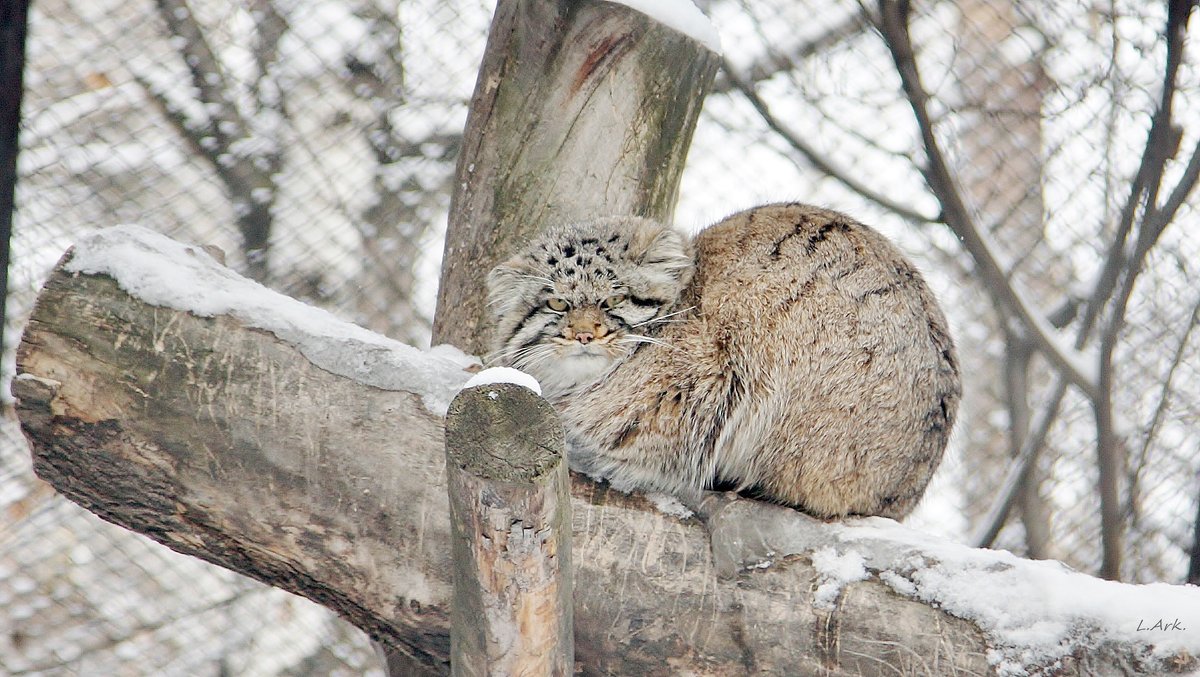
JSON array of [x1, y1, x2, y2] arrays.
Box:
[[487, 203, 960, 519]]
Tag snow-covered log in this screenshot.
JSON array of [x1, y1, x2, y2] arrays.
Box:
[[15, 226, 1200, 676]]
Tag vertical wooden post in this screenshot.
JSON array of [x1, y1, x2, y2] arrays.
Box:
[[444, 383, 573, 676]]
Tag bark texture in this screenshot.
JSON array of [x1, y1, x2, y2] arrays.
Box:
[[16, 248, 1198, 676], [433, 0, 719, 355], [445, 385, 573, 676]]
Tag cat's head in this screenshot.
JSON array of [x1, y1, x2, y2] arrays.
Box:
[[487, 216, 693, 398]]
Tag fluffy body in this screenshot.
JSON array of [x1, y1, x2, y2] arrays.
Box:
[[487, 203, 960, 519]]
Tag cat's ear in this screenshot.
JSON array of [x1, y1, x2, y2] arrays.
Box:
[[486, 256, 541, 312], [629, 223, 694, 288]]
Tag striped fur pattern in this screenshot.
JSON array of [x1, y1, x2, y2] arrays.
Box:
[[486, 203, 960, 519]]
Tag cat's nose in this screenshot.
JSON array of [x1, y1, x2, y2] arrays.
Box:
[[576, 332, 594, 344]]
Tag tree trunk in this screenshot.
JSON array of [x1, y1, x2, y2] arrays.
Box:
[[15, 230, 1199, 676], [1189, 487, 1200, 586]]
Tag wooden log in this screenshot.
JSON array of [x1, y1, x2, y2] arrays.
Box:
[[14, 0, 1200, 672], [445, 384, 573, 676], [13, 242, 462, 668]]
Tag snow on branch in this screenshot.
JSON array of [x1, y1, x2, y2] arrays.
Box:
[[64, 225, 479, 415], [838, 520, 1200, 672], [703, 497, 1200, 674]]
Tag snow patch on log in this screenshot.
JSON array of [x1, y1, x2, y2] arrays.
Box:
[[605, 0, 722, 53], [64, 224, 480, 415], [462, 366, 542, 396], [810, 546, 869, 608], [705, 497, 1199, 674], [647, 492, 694, 519], [836, 518, 1200, 673]]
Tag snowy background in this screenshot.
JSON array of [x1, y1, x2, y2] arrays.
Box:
[[3, 0, 1199, 674]]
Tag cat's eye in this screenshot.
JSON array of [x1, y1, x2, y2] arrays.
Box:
[[602, 294, 627, 308], [546, 298, 569, 312]]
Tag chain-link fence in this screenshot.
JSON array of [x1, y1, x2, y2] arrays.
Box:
[[4, 0, 1199, 674]]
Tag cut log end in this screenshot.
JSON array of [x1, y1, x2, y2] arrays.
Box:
[[445, 384, 564, 483]]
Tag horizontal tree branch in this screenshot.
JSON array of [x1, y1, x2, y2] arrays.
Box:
[[14, 227, 1200, 676]]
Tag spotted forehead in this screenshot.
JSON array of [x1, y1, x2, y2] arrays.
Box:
[[536, 233, 628, 296]]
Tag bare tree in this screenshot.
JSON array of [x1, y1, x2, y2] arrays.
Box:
[[134, 0, 459, 344], [340, 1, 460, 345], [885, 0, 1200, 582]]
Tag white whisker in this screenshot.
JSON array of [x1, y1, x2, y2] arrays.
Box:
[[516, 351, 557, 371], [618, 334, 675, 350], [499, 343, 550, 364], [518, 274, 555, 286], [489, 340, 550, 365], [633, 305, 695, 328]]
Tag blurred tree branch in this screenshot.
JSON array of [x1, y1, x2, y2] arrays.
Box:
[[1003, 330, 1054, 559], [973, 376, 1068, 549], [1127, 293, 1200, 527], [709, 0, 1200, 577], [873, 0, 1200, 578], [137, 0, 285, 282], [1082, 0, 1196, 342], [721, 61, 935, 224], [869, 0, 1198, 579], [710, 11, 868, 93], [1091, 0, 1196, 580], [337, 2, 458, 345]]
